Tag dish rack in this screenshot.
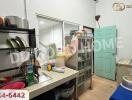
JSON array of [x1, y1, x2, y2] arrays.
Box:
[[0, 26, 36, 82]]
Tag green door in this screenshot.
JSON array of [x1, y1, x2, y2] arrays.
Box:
[[94, 26, 117, 80]]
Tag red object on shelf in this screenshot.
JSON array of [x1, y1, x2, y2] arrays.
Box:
[[0, 77, 12, 83], [0, 81, 25, 89]]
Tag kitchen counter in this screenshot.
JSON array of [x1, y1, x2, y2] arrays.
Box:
[[117, 63, 132, 67], [25, 67, 79, 99]]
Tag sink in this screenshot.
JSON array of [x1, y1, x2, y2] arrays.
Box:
[[121, 75, 132, 91], [38, 72, 51, 83]]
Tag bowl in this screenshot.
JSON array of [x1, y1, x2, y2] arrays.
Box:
[[0, 81, 25, 89], [5, 16, 29, 28]]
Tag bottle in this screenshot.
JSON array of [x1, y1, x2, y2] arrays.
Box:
[[56, 48, 65, 67], [47, 64, 52, 71], [26, 64, 34, 86]]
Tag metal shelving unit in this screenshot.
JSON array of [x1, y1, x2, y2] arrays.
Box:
[[66, 36, 93, 88], [0, 26, 35, 34], [0, 26, 36, 49], [0, 26, 36, 73]]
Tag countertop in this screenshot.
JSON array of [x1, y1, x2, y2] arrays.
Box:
[[117, 63, 132, 67], [117, 59, 132, 67], [25, 67, 79, 99]]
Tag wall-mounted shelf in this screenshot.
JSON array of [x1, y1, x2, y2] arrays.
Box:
[[0, 67, 19, 73], [0, 47, 31, 50], [0, 26, 36, 49], [0, 26, 36, 73], [0, 26, 35, 34]]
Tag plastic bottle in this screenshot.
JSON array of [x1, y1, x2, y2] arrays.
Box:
[[26, 64, 34, 86]]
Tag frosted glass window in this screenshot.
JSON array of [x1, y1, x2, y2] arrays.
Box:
[[64, 23, 79, 36], [37, 16, 63, 50]]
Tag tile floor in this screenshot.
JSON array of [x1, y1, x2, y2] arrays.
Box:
[[79, 75, 118, 100]]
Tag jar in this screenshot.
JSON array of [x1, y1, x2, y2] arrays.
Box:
[[56, 52, 65, 67]]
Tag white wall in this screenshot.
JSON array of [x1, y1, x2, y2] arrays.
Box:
[[26, 0, 96, 48], [39, 24, 63, 49], [0, 0, 25, 17], [26, 0, 96, 29], [96, 0, 132, 59]]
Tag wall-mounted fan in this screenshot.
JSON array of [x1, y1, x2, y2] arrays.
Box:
[[113, 2, 132, 11]]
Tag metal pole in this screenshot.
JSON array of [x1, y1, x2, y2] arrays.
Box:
[[24, 0, 27, 19]]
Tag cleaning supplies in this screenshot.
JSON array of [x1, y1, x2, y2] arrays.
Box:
[[47, 64, 52, 71], [26, 64, 34, 86]]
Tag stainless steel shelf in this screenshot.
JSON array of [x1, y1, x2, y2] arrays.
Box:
[[66, 35, 93, 91], [77, 50, 85, 53], [78, 67, 91, 73], [77, 77, 91, 87], [0, 26, 35, 34], [79, 69, 85, 74]]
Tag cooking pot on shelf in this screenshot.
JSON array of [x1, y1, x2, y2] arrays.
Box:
[[0, 16, 5, 26], [5, 16, 29, 28]]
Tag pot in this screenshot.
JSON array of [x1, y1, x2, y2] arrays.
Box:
[[5, 16, 29, 28], [0, 16, 4, 26], [18, 18, 29, 29]]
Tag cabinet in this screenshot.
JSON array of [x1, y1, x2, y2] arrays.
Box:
[[66, 36, 93, 88]]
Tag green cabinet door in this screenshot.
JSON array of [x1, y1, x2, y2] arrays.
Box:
[[94, 26, 117, 80]]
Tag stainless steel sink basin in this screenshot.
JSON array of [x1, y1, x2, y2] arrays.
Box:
[[38, 72, 51, 83], [121, 75, 132, 91]]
